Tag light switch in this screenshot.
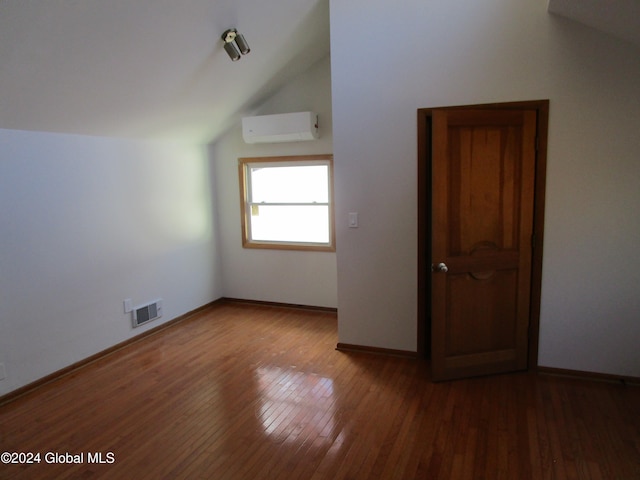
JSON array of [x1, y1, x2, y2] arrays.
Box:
[[348, 212, 359, 228]]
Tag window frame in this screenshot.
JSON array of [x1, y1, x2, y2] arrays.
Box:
[[238, 154, 335, 252]]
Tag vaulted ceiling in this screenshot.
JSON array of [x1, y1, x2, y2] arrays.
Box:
[[0, 1, 637, 144], [0, 0, 330, 143], [548, 0, 640, 49]]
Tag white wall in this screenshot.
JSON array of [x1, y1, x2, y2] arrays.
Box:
[[0, 129, 222, 395], [330, 1, 640, 376], [212, 56, 337, 308]]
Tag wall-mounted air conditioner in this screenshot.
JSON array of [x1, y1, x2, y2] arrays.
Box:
[[242, 111, 319, 144]]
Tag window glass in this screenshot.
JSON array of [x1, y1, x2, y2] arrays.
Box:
[[249, 165, 329, 204], [250, 205, 330, 243]]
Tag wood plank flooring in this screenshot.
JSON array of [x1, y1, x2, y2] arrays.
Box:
[[1, 301, 639, 479]]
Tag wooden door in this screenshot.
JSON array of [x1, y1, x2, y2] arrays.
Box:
[[430, 108, 537, 381]]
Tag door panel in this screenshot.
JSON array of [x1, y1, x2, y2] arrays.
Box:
[[431, 108, 536, 381], [446, 269, 518, 356]]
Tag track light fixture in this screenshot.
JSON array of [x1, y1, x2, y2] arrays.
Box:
[[222, 28, 250, 61]]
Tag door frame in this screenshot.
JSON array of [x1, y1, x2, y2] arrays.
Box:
[[417, 100, 549, 371]]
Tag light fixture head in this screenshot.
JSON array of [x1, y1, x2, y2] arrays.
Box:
[[222, 28, 250, 61], [223, 40, 241, 61], [234, 33, 250, 55]]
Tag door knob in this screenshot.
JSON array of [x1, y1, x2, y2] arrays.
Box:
[[432, 262, 448, 273]]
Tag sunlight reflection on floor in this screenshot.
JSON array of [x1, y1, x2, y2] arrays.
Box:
[[255, 365, 336, 443]]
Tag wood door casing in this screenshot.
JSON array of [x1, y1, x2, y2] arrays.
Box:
[[430, 107, 538, 381]]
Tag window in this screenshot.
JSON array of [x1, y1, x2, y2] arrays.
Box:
[[239, 155, 334, 251]]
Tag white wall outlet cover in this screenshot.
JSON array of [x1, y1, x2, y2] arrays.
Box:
[[124, 298, 133, 313]]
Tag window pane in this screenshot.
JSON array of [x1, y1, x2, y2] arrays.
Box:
[[250, 165, 329, 203], [250, 205, 330, 243]]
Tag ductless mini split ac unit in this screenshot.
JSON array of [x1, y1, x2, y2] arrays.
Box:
[[242, 111, 319, 144]]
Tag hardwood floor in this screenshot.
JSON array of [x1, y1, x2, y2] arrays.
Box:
[[1, 301, 638, 479]]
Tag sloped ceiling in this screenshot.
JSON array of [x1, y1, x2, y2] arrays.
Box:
[[0, 0, 329, 143], [1, 1, 636, 144], [548, 0, 640, 48]]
